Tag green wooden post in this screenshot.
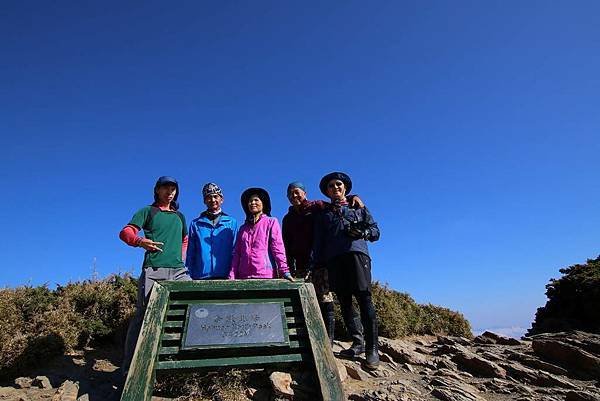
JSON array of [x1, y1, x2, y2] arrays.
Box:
[[299, 283, 345, 401], [121, 282, 170, 401]]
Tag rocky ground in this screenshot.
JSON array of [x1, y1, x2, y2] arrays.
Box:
[[1, 331, 599, 401]]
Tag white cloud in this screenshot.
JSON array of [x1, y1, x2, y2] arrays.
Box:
[[473, 326, 528, 339]]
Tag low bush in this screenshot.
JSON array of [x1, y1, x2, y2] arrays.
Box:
[[0, 275, 137, 378], [334, 282, 472, 339]]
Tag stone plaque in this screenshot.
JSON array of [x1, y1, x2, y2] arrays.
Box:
[[182, 302, 288, 349]]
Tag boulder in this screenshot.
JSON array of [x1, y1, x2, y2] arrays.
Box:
[[32, 376, 53, 389], [51, 380, 79, 401], [429, 376, 486, 401], [14, 377, 32, 389], [379, 338, 430, 366], [532, 338, 600, 379], [269, 372, 294, 397], [451, 349, 507, 378], [506, 350, 569, 376], [480, 331, 522, 346], [565, 390, 600, 401]]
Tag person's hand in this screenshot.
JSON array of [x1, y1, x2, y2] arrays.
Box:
[[304, 270, 312, 281], [282, 272, 295, 282], [347, 227, 366, 240], [350, 195, 365, 208], [138, 238, 164, 252]]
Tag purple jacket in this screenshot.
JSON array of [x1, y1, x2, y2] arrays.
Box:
[[229, 215, 290, 279]]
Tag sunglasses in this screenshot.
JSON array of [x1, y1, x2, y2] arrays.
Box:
[[327, 181, 344, 189]]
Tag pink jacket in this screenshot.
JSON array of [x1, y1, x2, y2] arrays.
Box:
[[229, 215, 290, 279]]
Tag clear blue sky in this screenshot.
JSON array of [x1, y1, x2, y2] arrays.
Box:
[[2, 1, 599, 336]]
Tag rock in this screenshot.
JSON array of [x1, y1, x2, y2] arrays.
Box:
[[0, 387, 19, 398], [379, 352, 398, 368], [565, 390, 600, 401], [92, 359, 118, 373], [429, 376, 486, 401], [32, 376, 53, 389], [499, 361, 540, 384], [451, 349, 507, 378], [269, 372, 294, 397], [335, 359, 348, 382], [76, 394, 89, 401], [14, 377, 32, 389], [532, 338, 600, 379], [480, 331, 522, 345], [434, 368, 463, 381], [506, 350, 569, 376], [473, 335, 496, 345], [437, 336, 472, 346], [535, 371, 578, 389], [245, 387, 257, 398], [342, 360, 371, 381], [379, 338, 430, 366], [51, 380, 79, 401]]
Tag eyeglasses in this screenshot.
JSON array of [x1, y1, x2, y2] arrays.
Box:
[[327, 181, 343, 188]]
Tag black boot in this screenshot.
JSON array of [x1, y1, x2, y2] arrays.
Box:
[[320, 302, 335, 345], [338, 295, 364, 358], [359, 294, 379, 370]]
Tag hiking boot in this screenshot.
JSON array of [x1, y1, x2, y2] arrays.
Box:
[[364, 346, 380, 370], [339, 342, 365, 358]]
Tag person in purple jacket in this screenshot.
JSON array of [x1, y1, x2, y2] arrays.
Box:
[[229, 187, 294, 281]]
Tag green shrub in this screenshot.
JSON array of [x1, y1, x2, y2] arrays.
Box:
[[528, 256, 600, 335], [334, 282, 472, 339], [0, 274, 137, 378]]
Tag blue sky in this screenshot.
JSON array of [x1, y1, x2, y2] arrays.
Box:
[[2, 1, 599, 335]]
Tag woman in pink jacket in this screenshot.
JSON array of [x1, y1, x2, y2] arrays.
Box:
[[229, 188, 294, 281]]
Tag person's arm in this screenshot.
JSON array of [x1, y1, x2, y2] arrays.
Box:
[[185, 223, 196, 271], [229, 228, 242, 279], [269, 219, 293, 281], [281, 215, 296, 274], [119, 225, 142, 246], [348, 194, 364, 209], [362, 207, 380, 242]]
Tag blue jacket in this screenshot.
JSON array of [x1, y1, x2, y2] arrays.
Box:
[[186, 212, 238, 279]]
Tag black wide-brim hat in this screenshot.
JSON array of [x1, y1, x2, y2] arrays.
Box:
[[319, 172, 352, 196], [241, 187, 272, 216]]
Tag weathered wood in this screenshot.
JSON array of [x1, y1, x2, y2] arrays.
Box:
[[162, 279, 304, 292], [122, 279, 342, 401], [156, 353, 309, 370], [121, 283, 170, 401], [299, 283, 345, 401]]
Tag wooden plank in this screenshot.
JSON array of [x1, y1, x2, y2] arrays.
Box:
[[169, 297, 293, 305], [166, 309, 186, 316], [121, 282, 170, 401], [159, 340, 305, 355], [162, 279, 304, 292], [163, 321, 184, 328], [156, 353, 308, 370], [299, 283, 344, 401], [162, 333, 181, 341]]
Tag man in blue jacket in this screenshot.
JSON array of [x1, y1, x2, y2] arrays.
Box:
[[186, 183, 238, 279]]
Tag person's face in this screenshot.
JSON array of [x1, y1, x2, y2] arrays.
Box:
[[204, 194, 224, 212], [288, 188, 307, 206], [248, 195, 263, 214], [326, 179, 346, 200], [156, 184, 177, 204]]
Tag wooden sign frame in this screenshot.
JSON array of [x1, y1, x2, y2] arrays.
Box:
[[120, 280, 344, 401]]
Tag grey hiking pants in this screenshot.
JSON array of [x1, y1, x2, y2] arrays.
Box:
[[122, 267, 191, 373]]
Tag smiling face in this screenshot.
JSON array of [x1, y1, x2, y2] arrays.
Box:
[[326, 179, 346, 201], [204, 193, 224, 212], [247, 195, 263, 215], [156, 184, 177, 205], [288, 187, 307, 207]]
